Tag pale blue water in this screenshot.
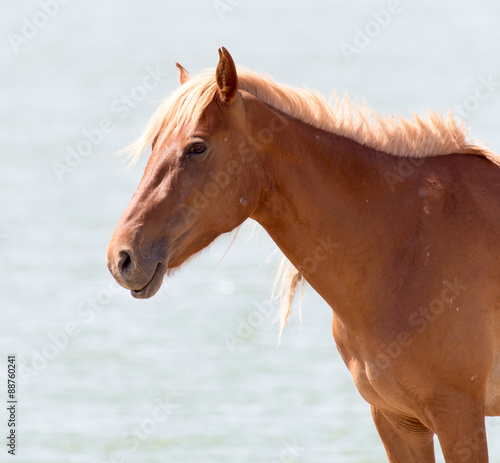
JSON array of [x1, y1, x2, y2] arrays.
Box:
[[2, 1, 500, 462]]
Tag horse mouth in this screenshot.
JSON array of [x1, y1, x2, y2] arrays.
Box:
[[131, 262, 167, 299]]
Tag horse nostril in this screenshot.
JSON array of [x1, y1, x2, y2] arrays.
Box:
[[118, 250, 133, 275]]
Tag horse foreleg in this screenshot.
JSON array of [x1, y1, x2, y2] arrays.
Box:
[[429, 394, 488, 463], [371, 405, 436, 463]]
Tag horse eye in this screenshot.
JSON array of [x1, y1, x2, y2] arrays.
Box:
[[187, 143, 207, 157]]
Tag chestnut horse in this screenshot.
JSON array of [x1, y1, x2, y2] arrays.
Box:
[[107, 48, 500, 462]]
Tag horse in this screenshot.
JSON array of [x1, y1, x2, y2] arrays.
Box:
[[106, 47, 500, 462]]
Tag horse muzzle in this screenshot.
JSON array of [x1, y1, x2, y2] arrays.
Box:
[[106, 244, 168, 299]]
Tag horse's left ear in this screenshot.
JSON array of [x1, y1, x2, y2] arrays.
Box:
[[175, 63, 190, 85], [216, 47, 238, 105]]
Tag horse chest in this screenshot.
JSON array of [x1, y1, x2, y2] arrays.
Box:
[[331, 316, 419, 414], [331, 320, 388, 407]]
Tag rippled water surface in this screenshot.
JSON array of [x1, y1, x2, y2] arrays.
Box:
[[2, 1, 500, 461]]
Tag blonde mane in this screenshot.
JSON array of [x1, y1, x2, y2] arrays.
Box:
[[128, 66, 496, 164], [126, 66, 497, 336]]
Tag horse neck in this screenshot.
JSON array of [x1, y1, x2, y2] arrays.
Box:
[[247, 103, 405, 320]]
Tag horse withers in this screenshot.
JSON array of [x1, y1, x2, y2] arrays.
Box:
[[107, 48, 500, 462]]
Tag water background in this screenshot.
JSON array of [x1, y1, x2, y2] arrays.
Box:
[[2, 1, 500, 461]]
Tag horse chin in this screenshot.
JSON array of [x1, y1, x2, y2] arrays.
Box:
[[130, 263, 166, 299]]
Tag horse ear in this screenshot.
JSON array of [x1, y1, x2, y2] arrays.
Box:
[[216, 47, 238, 105], [175, 63, 190, 85]]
